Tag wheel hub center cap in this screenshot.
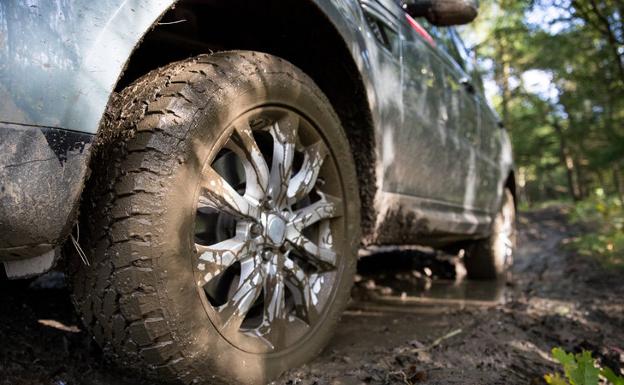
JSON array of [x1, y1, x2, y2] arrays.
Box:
[[265, 213, 287, 246]]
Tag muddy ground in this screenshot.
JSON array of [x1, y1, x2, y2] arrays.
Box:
[[1, 206, 623, 385]]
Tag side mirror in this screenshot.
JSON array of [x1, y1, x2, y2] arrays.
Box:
[[401, 0, 479, 26]]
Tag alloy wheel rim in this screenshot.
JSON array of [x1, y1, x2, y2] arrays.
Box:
[[192, 107, 345, 353]]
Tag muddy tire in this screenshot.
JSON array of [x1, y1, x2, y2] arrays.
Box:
[[464, 188, 516, 280], [70, 51, 360, 384]]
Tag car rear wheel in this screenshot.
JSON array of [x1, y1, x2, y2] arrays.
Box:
[[70, 51, 360, 384], [464, 188, 516, 280]]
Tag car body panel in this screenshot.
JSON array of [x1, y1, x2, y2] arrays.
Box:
[[0, 123, 93, 261], [0, 0, 173, 263], [0, 0, 513, 268], [361, 1, 512, 242], [0, 0, 172, 134]]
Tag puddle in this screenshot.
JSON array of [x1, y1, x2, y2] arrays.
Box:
[[352, 247, 506, 311]]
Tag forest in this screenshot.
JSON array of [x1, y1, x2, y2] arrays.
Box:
[[1, 2, 623, 384], [462, 0, 624, 268]]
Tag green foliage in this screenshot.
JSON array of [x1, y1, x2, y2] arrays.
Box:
[[546, 373, 573, 385], [517, 197, 572, 212], [545, 348, 624, 385], [465, 0, 624, 204], [567, 191, 624, 270], [602, 367, 624, 385]]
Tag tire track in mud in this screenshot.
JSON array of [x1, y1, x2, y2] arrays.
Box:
[[278, 206, 624, 385], [0, 206, 622, 385]]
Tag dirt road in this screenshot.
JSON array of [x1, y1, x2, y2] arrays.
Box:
[[278, 207, 624, 384], [1, 206, 623, 385]]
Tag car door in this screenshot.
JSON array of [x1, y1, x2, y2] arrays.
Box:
[[357, 2, 496, 235], [447, 28, 502, 212], [434, 26, 489, 212], [357, 0, 405, 191], [393, 15, 471, 209]]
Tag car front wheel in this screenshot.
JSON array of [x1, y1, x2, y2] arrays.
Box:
[[71, 51, 360, 384]]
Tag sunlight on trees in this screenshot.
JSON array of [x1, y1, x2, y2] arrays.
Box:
[[461, 0, 624, 206]]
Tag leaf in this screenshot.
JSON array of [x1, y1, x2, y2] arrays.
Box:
[[552, 347, 576, 368], [601, 367, 624, 385], [550, 348, 599, 385], [567, 351, 599, 385], [545, 373, 570, 385]]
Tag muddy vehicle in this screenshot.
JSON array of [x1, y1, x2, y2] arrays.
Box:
[[0, 0, 515, 383]]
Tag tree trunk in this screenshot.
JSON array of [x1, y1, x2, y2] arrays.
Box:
[[493, 23, 512, 128], [574, 156, 586, 198], [552, 119, 581, 201], [573, 0, 624, 86]]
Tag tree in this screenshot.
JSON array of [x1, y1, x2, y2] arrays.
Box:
[[467, 0, 624, 204]]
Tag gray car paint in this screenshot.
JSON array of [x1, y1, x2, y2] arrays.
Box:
[[0, 0, 172, 133], [0, 0, 513, 270]]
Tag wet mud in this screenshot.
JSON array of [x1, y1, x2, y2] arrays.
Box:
[[1, 206, 623, 385], [277, 206, 624, 384]]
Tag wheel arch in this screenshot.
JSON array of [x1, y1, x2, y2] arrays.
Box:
[[505, 169, 517, 208], [95, 0, 379, 239]]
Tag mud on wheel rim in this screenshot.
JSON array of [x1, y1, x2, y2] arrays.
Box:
[[191, 106, 346, 354]]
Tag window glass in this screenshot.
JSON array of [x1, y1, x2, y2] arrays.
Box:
[[364, 12, 401, 57], [449, 29, 471, 70], [381, 23, 401, 56], [453, 28, 488, 94], [417, 20, 465, 69], [365, 13, 386, 45]]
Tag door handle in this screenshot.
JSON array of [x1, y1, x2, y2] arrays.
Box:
[[459, 77, 476, 94]]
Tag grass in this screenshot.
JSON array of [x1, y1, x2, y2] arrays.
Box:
[[518, 198, 573, 212], [566, 192, 624, 271], [545, 347, 624, 385], [518, 190, 623, 271]]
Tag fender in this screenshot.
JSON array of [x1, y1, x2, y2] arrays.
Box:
[[1, 0, 175, 133], [0, 0, 177, 269], [0, 0, 381, 136]]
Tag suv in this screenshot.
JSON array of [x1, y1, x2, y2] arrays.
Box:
[[0, 0, 515, 383]]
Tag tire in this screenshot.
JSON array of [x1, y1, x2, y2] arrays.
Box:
[[464, 188, 516, 280], [70, 51, 361, 384]]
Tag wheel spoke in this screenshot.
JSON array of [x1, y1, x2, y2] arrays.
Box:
[[318, 215, 335, 248], [264, 261, 286, 322], [284, 256, 320, 325], [287, 140, 329, 205], [195, 237, 251, 285], [229, 122, 270, 202], [286, 230, 336, 267], [254, 259, 287, 348], [217, 256, 265, 335], [268, 113, 299, 209], [194, 108, 342, 352], [199, 167, 259, 219], [288, 193, 343, 234]]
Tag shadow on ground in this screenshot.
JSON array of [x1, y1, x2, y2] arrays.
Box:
[[1, 206, 623, 385], [0, 273, 148, 385], [278, 207, 624, 384]]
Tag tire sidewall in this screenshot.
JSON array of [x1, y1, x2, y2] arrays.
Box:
[[148, 55, 360, 383], [465, 188, 516, 280]]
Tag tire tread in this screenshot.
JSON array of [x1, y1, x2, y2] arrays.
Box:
[[71, 51, 356, 383]]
